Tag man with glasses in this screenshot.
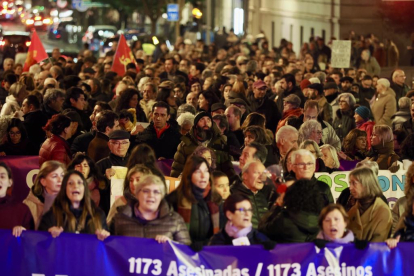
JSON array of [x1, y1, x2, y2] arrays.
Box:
[[97, 129, 131, 180], [391, 69, 409, 105], [88, 111, 120, 162], [135, 101, 181, 159], [230, 161, 276, 229], [290, 149, 333, 206], [248, 80, 280, 133]]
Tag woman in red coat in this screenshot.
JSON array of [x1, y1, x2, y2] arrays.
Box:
[[39, 114, 74, 166]]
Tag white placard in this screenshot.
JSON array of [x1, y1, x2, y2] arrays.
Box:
[[331, 40, 351, 68]]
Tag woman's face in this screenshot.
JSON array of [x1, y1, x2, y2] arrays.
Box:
[[9, 127, 21, 144], [223, 86, 232, 100], [244, 131, 255, 147], [338, 97, 350, 111], [0, 166, 12, 198], [305, 144, 317, 159], [226, 200, 253, 230], [355, 136, 367, 150], [74, 159, 90, 179], [322, 209, 347, 241], [321, 147, 335, 168], [66, 173, 85, 208], [129, 172, 144, 195], [137, 183, 162, 214], [353, 113, 364, 124], [214, 176, 230, 200], [198, 94, 208, 110], [129, 94, 139, 108], [349, 175, 364, 199], [371, 131, 381, 146], [309, 127, 323, 145], [191, 162, 210, 189], [174, 87, 183, 99], [41, 167, 64, 195], [201, 151, 212, 167]]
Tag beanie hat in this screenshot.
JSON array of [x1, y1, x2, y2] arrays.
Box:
[[355, 106, 370, 121], [194, 111, 212, 127], [300, 79, 311, 91]]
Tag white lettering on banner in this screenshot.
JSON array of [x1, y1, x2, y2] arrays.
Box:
[[27, 169, 40, 188], [128, 258, 162, 275], [305, 263, 373, 276], [267, 263, 301, 276], [166, 262, 250, 276], [316, 170, 406, 209], [32, 274, 68, 276]]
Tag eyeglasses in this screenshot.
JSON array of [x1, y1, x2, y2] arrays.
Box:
[[9, 131, 21, 136], [312, 130, 323, 135], [235, 208, 253, 214], [305, 115, 318, 120], [294, 162, 315, 168], [110, 141, 130, 146], [140, 189, 162, 196]]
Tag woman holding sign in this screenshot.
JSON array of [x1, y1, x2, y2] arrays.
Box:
[[38, 170, 109, 240]]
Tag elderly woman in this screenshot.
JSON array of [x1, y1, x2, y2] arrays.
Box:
[[320, 145, 341, 173], [39, 171, 110, 240], [298, 120, 323, 146], [333, 93, 356, 141], [299, 140, 327, 173], [0, 83, 27, 118], [276, 94, 302, 132], [316, 204, 354, 243], [368, 125, 399, 171], [166, 155, 223, 247], [111, 174, 191, 244], [177, 112, 195, 136], [347, 166, 392, 242], [371, 78, 397, 127], [39, 114, 74, 166], [23, 161, 66, 229], [209, 194, 270, 245]]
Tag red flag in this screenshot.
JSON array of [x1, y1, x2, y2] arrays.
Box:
[[23, 30, 49, 72], [111, 34, 138, 76]]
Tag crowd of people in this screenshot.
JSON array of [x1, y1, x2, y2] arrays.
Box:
[[0, 32, 414, 251]]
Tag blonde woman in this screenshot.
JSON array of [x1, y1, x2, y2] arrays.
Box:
[[320, 144, 340, 173]]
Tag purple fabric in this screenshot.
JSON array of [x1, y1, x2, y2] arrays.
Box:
[[339, 160, 359, 171]]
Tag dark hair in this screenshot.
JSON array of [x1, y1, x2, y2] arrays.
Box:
[[96, 110, 119, 133], [246, 142, 268, 164], [95, 101, 112, 111], [284, 179, 324, 213], [212, 114, 228, 132], [152, 101, 170, 115], [318, 204, 349, 229], [4, 73, 18, 85], [394, 129, 406, 146], [241, 112, 266, 130], [43, 114, 71, 136], [127, 144, 165, 182], [62, 109, 84, 131], [67, 153, 104, 185], [281, 73, 296, 87], [0, 161, 12, 179], [176, 155, 212, 204], [25, 94, 40, 109], [243, 125, 270, 145], [155, 88, 173, 104], [119, 109, 134, 122], [65, 87, 85, 107], [115, 88, 139, 113], [199, 90, 220, 111], [7, 118, 28, 142], [223, 193, 251, 214], [194, 62, 206, 73], [401, 133, 414, 160], [343, 129, 367, 153]]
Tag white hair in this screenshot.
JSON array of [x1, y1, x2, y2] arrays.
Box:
[[276, 125, 298, 143], [320, 144, 340, 169], [298, 120, 322, 144], [398, 97, 411, 109], [377, 78, 390, 89], [176, 112, 195, 126], [291, 149, 316, 164], [30, 64, 41, 75], [137, 76, 152, 92], [309, 77, 320, 84]]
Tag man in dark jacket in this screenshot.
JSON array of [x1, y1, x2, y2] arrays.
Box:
[[135, 101, 181, 159], [88, 111, 120, 162], [64, 87, 92, 131], [171, 111, 236, 180], [22, 95, 48, 152], [42, 88, 65, 119], [230, 161, 276, 229], [391, 70, 410, 105], [158, 57, 189, 84], [402, 101, 414, 136], [276, 74, 306, 118], [248, 80, 280, 133]]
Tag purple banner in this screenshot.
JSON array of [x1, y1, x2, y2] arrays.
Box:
[[0, 229, 408, 276]]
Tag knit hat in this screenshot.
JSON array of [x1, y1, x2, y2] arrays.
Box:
[[194, 111, 212, 127], [355, 106, 370, 121], [308, 83, 323, 95], [109, 130, 131, 140], [300, 79, 311, 91]]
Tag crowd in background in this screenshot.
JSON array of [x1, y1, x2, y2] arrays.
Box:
[[0, 30, 414, 250]]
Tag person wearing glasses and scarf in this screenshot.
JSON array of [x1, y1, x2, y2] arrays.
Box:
[[209, 194, 270, 246]]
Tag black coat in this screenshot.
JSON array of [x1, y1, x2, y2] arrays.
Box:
[[332, 109, 356, 141], [208, 227, 270, 246], [251, 97, 280, 133], [135, 122, 181, 159], [23, 110, 48, 151], [230, 179, 277, 229], [70, 131, 95, 154]]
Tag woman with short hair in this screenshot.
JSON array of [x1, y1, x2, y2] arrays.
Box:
[[112, 174, 191, 244], [333, 93, 356, 141], [347, 166, 392, 242], [367, 125, 399, 171], [320, 144, 340, 173], [39, 171, 109, 240], [298, 120, 323, 146], [316, 204, 354, 243], [299, 140, 327, 173]]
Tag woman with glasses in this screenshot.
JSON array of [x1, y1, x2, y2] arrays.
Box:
[[367, 125, 399, 171], [111, 174, 191, 244], [299, 140, 327, 173], [347, 166, 392, 242], [298, 120, 323, 146], [0, 118, 37, 156], [38, 171, 110, 241], [332, 93, 356, 141], [209, 194, 270, 245], [166, 155, 223, 248], [341, 129, 368, 161]]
